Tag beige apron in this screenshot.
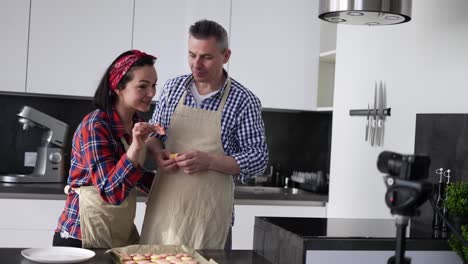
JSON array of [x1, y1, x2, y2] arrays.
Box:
[[140, 79, 234, 249], [76, 137, 144, 249]]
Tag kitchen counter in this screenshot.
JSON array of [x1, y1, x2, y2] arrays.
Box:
[[0, 183, 328, 206], [253, 217, 462, 264], [0, 248, 271, 264]]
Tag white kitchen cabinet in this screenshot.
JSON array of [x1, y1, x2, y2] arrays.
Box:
[[133, 0, 230, 100], [229, 0, 321, 111], [26, 0, 134, 97], [0, 199, 63, 247], [134, 201, 147, 234], [0, 0, 30, 93], [232, 204, 327, 250], [0, 198, 146, 247]]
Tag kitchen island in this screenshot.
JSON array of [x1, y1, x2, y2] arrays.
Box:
[[253, 217, 462, 264], [0, 248, 271, 264]]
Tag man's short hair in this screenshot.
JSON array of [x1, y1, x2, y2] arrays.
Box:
[[189, 19, 229, 52]]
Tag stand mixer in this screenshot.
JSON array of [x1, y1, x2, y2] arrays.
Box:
[[0, 106, 69, 183]]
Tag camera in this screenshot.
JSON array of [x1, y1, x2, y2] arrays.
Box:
[[377, 151, 431, 181], [377, 151, 432, 216]]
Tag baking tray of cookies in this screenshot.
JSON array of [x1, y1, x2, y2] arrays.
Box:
[[106, 244, 218, 264]]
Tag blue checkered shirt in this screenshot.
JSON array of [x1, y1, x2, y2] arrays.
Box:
[[149, 73, 268, 182]]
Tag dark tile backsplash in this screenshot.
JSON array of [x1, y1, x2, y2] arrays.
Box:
[[262, 110, 332, 178], [415, 114, 468, 183], [412, 114, 468, 236], [0, 94, 332, 187], [0, 94, 95, 175]]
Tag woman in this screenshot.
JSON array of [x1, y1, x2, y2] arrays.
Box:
[[53, 50, 164, 249]]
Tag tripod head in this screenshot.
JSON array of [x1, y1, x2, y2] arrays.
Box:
[[382, 175, 433, 217]]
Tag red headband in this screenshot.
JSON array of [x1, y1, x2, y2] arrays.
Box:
[[108, 50, 156, 91]]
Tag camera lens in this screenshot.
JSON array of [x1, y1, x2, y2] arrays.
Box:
[[377, 151, 430, 180], [377, 151, 405, 176]]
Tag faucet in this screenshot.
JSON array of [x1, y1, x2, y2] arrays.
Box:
[[0, 106, 69, 183], [284, 176, 290, 189]]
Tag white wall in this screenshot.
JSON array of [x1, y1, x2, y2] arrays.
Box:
[[328, 0, 468, 219]]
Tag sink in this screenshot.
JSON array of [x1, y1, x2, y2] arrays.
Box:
[[235, 186, 301, 195], [235, 186, 282, 194]]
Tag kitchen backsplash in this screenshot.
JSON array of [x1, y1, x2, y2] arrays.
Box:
[[0, 93, 332, 187], [412, 113, 468, 235]]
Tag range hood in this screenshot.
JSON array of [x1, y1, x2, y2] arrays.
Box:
[[319, 0, 412, 26]]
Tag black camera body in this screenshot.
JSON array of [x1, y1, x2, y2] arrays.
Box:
[[377, 151, 431, 181], [377, 151, 433, 217]]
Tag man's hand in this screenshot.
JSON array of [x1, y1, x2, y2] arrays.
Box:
[[155, 149, 178, 172], [175, 150, 212, 175]]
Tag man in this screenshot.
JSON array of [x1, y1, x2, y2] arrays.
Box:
[[140, 19, 268, 250]]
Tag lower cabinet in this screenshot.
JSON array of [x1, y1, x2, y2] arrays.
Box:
[[0, 199, 64, 248], [0, 199, 325, 249], [0, 199, 147, 248], [232, 204, 327, 250], [135, 202, 147, 234]]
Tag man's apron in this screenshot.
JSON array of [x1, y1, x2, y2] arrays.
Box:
[[140, 79, 234, 250], [73, 137, 143, 249]]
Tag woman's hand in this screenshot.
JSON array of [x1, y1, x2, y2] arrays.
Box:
[[127, 122, 162, 166], [132, 122, 157, 149]]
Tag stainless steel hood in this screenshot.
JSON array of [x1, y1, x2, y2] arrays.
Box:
[[319, 0, 412, 26]]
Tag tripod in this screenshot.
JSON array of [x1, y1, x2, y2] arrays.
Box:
[[387, 215, 411, 264], [381, 174, 433, 264]]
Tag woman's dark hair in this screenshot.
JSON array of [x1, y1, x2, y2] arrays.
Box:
[[93, 50, 156, 111]]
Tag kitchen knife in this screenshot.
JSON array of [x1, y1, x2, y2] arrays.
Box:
[[379, 82, 386, 146], [376, 82, 382, 146], [371, 82, 377, 146], [365, 103, 370, 141]]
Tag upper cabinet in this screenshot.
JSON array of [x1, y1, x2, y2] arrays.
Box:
[[133, 0, 231, 100], [1, 0, 30, 93], [2, 0, 331, 111], [229, 0, 320, 111], [27, 0, 134, 97]]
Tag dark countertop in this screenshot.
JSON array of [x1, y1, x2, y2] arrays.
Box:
[[256, 217, 451, 250], [0, 183, 328, 206], [233, 186, 327, 206], [0, 183, 67, 200], [0, 248, 271, 264]]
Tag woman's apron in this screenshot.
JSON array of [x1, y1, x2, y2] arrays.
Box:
[[72, 137, 143, 248], [140, 79, 234, 250]]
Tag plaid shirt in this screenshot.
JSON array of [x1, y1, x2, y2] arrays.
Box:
[[150, 73, 269, 181], [55, 109, 154, 240]]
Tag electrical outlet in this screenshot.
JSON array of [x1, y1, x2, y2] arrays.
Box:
[[24, 152, 37, 167]]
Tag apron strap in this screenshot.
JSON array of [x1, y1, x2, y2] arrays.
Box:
[[177, 77, 232, 112]]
